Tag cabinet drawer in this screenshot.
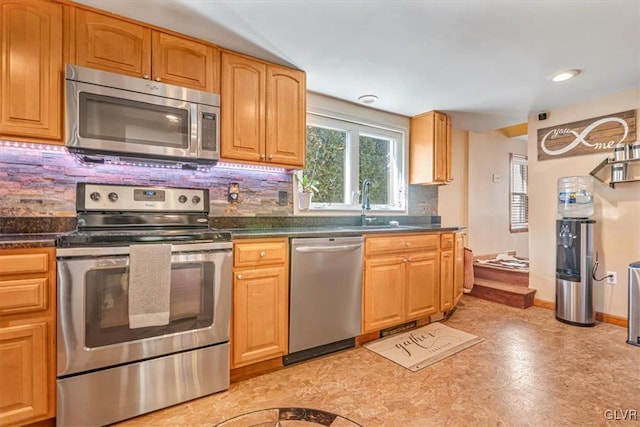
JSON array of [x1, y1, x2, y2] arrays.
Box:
[[0, 278, 48, 315], [0, 253, 49, 276], [440, 233, 454, 250], [366, 234, 439, 256], [234, 239, 287, 267]]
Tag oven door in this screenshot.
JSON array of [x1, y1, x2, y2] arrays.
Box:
[[56, 242, 232, 377]]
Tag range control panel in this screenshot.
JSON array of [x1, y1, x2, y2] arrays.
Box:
[[78, 183, 208, 213]]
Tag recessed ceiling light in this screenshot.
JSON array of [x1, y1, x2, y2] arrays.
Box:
[[551, 69, 581, 82], [357, 94, 378, 104]]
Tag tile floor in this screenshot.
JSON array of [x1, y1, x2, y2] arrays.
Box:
[[117, 297, 639, 426]]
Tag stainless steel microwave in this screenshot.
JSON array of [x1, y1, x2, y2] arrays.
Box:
[[65, 64, 220, 169]]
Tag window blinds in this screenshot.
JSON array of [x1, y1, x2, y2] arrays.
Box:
[[510, 154, 528, 232]]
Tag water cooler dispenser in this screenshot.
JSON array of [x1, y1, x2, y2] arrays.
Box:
[[555, 176, 596, 326], [555, 219, 595, 326], [628, 261, 640, 346]]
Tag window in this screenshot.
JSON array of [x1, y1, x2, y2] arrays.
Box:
[[301, 113, 406, 212], [509, 153, 528, 232]]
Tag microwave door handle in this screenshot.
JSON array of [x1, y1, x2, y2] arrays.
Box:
[[191, 103, 199, 158]]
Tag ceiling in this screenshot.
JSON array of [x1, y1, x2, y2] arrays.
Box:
[[74, 0, 640, 132]]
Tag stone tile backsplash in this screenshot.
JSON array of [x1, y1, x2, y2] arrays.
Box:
[[0, 143, 437, 218]]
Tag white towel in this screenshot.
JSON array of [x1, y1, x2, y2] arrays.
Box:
[[128, 244, 172, 329]]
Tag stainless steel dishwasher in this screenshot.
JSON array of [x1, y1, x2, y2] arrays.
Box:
[[285, 236, 364, 365]]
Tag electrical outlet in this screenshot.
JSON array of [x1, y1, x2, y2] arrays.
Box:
[[606, 271, 617, 285]]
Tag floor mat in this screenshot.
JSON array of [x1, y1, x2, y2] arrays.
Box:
[[364, 323, 483, 371]]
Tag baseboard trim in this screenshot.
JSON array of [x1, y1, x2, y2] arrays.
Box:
[[596, 312, 628, 328], [533, 298, 555, 310], [231, 356, 283, 383], [534, 298, 628, 328]]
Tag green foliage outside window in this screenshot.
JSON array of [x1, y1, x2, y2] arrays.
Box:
[[305, 125, 393, 205], [359, 136, 390, 205], [304, 126, 346, 203]]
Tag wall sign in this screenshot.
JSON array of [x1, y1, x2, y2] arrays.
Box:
[[537, 110, 636, 161]]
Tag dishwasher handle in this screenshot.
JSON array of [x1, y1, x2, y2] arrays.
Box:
[[295, 244, 362, 254]]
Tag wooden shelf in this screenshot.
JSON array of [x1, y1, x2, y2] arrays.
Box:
[[590, 157, 640, 188]]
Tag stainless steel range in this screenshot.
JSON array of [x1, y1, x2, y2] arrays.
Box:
[[56, 183, 232, 427]]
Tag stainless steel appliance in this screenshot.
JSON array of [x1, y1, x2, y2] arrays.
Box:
[[56, 183, 232, 426], [285, 237, 364, 365], [555, 219, 595, 326], [628, 261, 640, 346], [65, 64, 220, 169]]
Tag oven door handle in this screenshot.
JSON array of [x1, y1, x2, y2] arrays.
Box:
[[57, 241, 232, 257]]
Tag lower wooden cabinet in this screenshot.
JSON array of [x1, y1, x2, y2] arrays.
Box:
[[440, 232, 467, 312], [363, 231, 465, 334], [440, 248, 455, 312], [231, 239, 289, 368], [362, 234, 440, 333], [454, 232, 466, 305], [0, 247, 56, 427]]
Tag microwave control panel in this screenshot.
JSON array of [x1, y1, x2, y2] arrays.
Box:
[[201, 112, 217, 151]]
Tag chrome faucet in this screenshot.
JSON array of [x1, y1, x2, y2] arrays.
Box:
[[360, 179, 371, 226]]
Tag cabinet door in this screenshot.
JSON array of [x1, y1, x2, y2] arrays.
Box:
[[363, 256, 405, 333], [405, 251, 439, 320], [440, 250, 455, 311], [0, 0, 62, 142], [453, 232, 465, 305], [152, 31, 217, 92], [433, 111, 449, 183], [220, 52, 266, 163], [0, 322, 48, 426], [232, 266, 288, 367], [265, 65, 306, 167], [75, 9, 151, 78]]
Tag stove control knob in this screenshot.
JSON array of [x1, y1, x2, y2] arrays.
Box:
[[108, 192, 118, 202], [192, 196, 201, 204], [178, 195, 187, 204], [89, 192, 101, 202]]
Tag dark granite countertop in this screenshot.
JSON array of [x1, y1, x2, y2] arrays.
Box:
[[0, 215, 465, 247], [229, 225, 465, 239], [0, 233, 62, 249]]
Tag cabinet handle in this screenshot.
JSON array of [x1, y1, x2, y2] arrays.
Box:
[[405, 242, 411, 247], [236, 274, 243, 280], [268, 154, 274, 160], [155, 77, 161, 82], [142, 74, 150, 79], [403, 258, 408, 263], [407, 257, 413, 262], [260, 251, 266, 257], [260, 154, 266, 159]]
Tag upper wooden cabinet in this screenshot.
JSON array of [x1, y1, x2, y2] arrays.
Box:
[[0, 247, 56, 426], [0, 0, 63, 143], [69, 9, 219, 93], [152, 31, 217, 92], [221, 51, 306, 168], [409, 110, 452, 185]]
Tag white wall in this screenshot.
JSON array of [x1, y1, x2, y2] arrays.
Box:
[[528, 88, 640, 318], [467, 131, 529, 257], [438, 128, 469, 227]]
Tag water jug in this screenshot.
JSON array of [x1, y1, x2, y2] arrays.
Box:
[[557, 176, 594, 218]]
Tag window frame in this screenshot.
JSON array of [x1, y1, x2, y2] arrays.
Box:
[[296, 112, 407, 214], [509, 153, 528, 233]]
